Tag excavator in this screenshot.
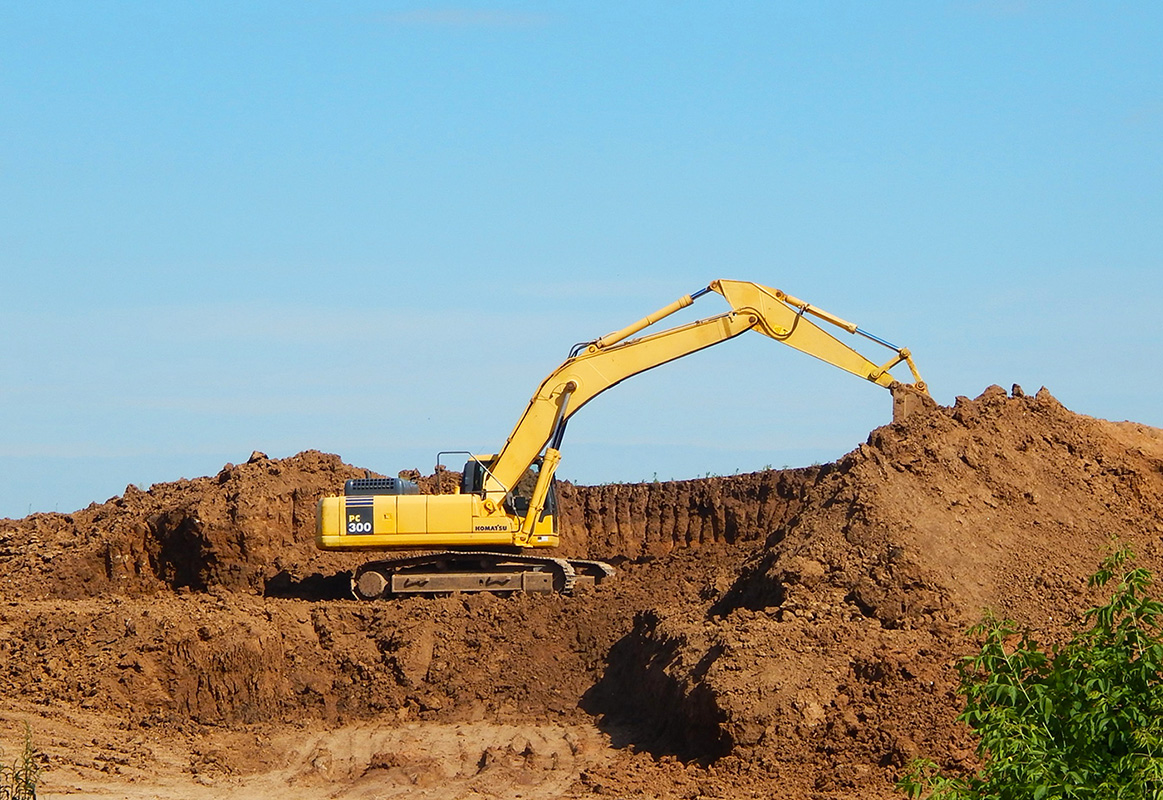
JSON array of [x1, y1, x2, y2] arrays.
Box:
[[316, 279, 928, 599]]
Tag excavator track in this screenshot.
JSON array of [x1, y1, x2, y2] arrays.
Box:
[[351, 551, 615, 599], [564, 558, 617, 584]]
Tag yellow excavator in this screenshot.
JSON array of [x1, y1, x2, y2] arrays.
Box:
[[317, 279, 928, 598]]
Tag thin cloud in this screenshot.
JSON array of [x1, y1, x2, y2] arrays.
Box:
[[378, 8, 552, 29]]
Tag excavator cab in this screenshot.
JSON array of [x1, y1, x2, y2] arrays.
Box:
[[505, 459, 558, 526], [460, 456, 559, 533], [460, 459, 487, 495]]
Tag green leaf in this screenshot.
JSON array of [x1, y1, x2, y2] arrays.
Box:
[[899, 544, 1163, 800]]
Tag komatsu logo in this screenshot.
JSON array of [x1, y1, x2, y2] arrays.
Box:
[[474, 524, 509, 531]]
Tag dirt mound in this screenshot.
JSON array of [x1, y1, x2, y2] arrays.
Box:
[[0, 450, 377, 598], [4, 385, 1163, 799], [724, 384, 1163, 630], [585, 385, 1163, 796]]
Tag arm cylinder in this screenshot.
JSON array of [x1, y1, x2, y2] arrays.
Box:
[[777, 291, 859, 334]]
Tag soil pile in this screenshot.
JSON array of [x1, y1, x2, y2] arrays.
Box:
[[0, 450, 374, 598], [724, 383, 1163, 631], [583, 385, 1163, 796], [2, 384, 1163, 799]]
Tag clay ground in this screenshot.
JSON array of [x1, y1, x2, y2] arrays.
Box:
[[3, 385, 1163, 798]]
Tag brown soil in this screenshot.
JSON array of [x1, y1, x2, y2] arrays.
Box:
[[2, 385, 1163, 798]]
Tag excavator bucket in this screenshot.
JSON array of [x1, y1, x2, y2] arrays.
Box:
[[891, 382, 934, 423]]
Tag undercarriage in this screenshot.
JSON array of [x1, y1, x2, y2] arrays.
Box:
[[351, 551, 616, 599]]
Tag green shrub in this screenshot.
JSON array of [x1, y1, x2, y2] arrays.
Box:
[[899, 545, 1163, 800], [0, 723, 38, 800]]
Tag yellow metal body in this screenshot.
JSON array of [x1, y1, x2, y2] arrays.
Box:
[[316, 279, 927, 554], [316, 491, 559, 551]]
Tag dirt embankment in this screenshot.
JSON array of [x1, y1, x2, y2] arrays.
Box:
[[581, 385, 1163, 795], [557, 467, 821, 559], [3, 385, 1163, 799]]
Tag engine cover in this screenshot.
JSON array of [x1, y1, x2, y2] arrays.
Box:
[[344, 477, 420, 496]]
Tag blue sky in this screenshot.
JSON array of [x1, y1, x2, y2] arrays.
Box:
[[2, 1, 1161, 517]]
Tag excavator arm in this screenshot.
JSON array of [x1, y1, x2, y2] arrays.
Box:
[[484, 279, 927, 503]]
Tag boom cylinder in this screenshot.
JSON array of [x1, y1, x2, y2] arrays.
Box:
[[519, 447, 562, 541], [592, 294, 695, 351]]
